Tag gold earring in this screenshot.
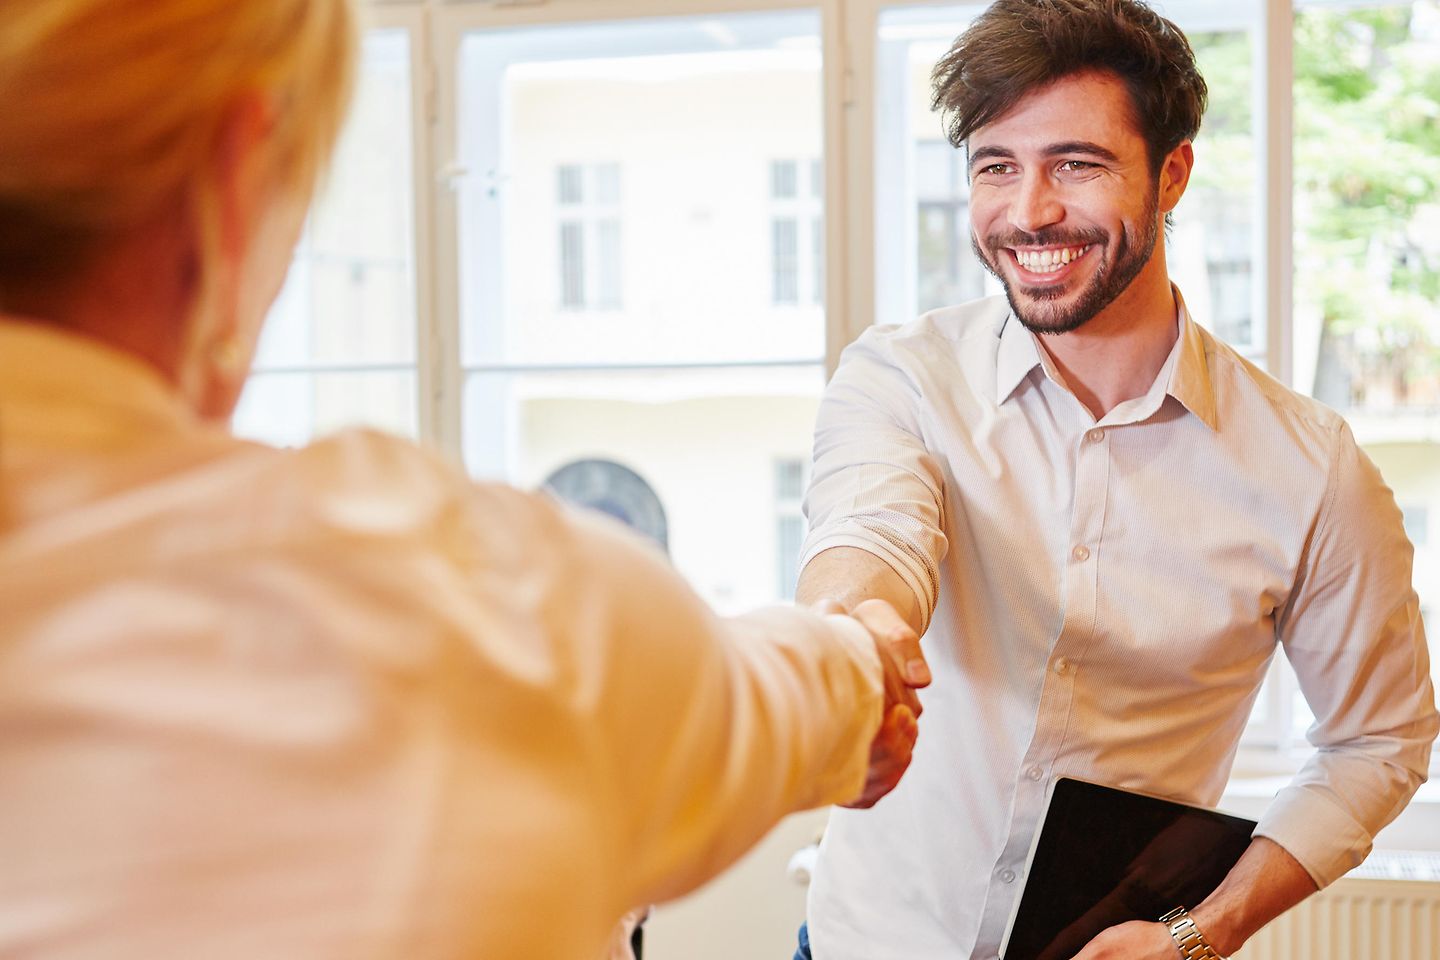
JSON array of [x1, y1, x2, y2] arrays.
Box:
[[209, 338, 245, 375]]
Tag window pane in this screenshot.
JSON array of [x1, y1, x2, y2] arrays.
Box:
[[462, 367, 824, 612], [775, 458, 805, 500], [777, 514, 806, 600], [812, 215, 825, 306], [557, 164, 584, 205], [597, 218, 623, 308], [772, 159, 799, 199], [240, 28, 417, 445], [233, 371, 417, 447], [458, 12, 826, 366], [254, 30, 415, 370], [773, 218, 799, 304], [1295, 1, 1440, 421], [1170, 28, 1258, 354], [559, 221, 585, 308], [1294, 0, 1440, 731], [914, 140, 954, 200], [594, 162, 621, 206]]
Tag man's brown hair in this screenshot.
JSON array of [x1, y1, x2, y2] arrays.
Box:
[[931, 0, 1208, 173]]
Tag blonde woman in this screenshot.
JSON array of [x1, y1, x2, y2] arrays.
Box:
[[0, 2, 929, 957]]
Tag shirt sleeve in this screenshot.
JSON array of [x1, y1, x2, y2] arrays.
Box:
[[801, 328, 949, 632], [529, 500, 886, 913], [1255, 421, 1440, 888]]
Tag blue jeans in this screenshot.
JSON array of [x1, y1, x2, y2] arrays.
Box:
[[793, 922, 813, 960]]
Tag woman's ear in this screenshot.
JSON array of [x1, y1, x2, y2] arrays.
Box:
[[180, 92, 283, 423]]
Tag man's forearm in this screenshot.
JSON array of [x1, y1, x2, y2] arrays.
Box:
[[795, 546, 926, 635], [1190, 836, 1318, 956]]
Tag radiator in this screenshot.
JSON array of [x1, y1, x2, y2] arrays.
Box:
[[1234, 853, 1440, 960]]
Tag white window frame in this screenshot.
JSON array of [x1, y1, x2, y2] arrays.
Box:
[[389, 0, 1293, 460]]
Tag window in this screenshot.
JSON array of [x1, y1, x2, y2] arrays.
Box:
[[1286, 0, 1440, 761], [543, 458, 669, 550], [775, 458, 807, 599], [770, 158, 825, 306], [454, 11, 827, 614], [913, 139, 988, 313], [1172, 27, 1259, 356], [233, 27, 418, 446], [556, 162, 623, 310]]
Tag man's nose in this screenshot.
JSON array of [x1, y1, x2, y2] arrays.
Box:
[[1009, 171, 1064, 234]]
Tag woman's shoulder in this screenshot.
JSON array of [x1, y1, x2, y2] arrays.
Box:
[[276, 428, 561, 543]]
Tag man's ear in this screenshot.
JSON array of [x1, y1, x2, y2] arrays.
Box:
[[1158, 140, 1195, 214]]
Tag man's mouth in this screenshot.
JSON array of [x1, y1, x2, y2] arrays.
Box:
[[1008, 244, 1093, 278]]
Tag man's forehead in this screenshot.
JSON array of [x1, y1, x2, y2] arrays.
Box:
[[966, 70, 1144, 154]]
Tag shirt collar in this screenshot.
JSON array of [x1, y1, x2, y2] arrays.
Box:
[[0, 317, 194, 435], [994, 309, 1042, 406], [1165, 287, 1219, 431], [992, 286, 1218, 432]]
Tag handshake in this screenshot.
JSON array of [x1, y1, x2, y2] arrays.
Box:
[[813, 598, 931, 810]]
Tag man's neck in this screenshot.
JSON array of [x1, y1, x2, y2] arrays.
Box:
[[1034, 261, 1179, 421]]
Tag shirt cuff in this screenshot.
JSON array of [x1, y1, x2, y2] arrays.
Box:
[[1253, 786, 1373, 889], [802, 530, 936, 634], [805, 612, 885, 808]]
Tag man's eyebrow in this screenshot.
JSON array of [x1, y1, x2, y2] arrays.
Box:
[[967, 141, 1122, 169], [1043, 140, 1121, 163], [967, 145, 1012, 168]]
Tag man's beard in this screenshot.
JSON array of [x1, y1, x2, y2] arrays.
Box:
[[971, 190, 1160, 336]]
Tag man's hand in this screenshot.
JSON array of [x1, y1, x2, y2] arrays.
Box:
[[813, 597, 931, 808], [1067, 920, 1175, 960]]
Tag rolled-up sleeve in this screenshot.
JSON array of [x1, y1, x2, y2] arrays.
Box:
[[1256, 422, 1440, 888], [802, 328, 949, 631]]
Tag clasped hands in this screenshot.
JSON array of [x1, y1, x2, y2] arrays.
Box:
[[812, 597, 931, 809]]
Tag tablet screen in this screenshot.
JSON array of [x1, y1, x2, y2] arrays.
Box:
[[1001, 778, 1256, 960]]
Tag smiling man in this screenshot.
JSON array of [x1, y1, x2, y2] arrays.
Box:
[[792, 1, 1438, 959]]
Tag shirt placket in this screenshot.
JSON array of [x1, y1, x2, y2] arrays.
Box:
[[970, 422, 1112, 960]]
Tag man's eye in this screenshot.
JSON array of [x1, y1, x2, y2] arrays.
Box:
[[981, 163, 1011, 176], [1059, 160, 1096, 172]]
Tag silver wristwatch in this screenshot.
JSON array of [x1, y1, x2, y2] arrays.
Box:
[[1158, 906, 1223, 960]]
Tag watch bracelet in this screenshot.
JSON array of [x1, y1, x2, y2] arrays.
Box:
[[1158, 906, 1223, 960]]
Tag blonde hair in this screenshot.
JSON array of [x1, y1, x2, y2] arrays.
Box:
[[0, 0, 357, 287]]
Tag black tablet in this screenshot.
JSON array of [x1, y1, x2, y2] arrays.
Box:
[[999, 777, 1256, 960]]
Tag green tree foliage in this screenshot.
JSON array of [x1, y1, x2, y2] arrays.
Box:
[[1294, 2, 1440, 406]]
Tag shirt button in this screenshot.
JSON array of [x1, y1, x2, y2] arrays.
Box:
[[1087, 428, 1105, 443], [1026, 765, 1043, 781], [1054, 657, 1070, 676], [1071, 544, 1090, 562], [1000, 868, 1017, 884]]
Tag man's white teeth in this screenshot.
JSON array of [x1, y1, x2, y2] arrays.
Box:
[[1015, 245, 1089, 273]]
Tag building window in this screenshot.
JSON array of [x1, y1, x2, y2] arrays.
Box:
[[775, 458, 807, 600], [557, 162, 622, 310], [1402, 505, 1429, 548], [543, 459, 668, 553], [771, 158, 824, 307], [914, 139, 988, 314]]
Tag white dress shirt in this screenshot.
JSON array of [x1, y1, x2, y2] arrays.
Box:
[[801, 292, 1438, 960], [0, 319, 885, 960]]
